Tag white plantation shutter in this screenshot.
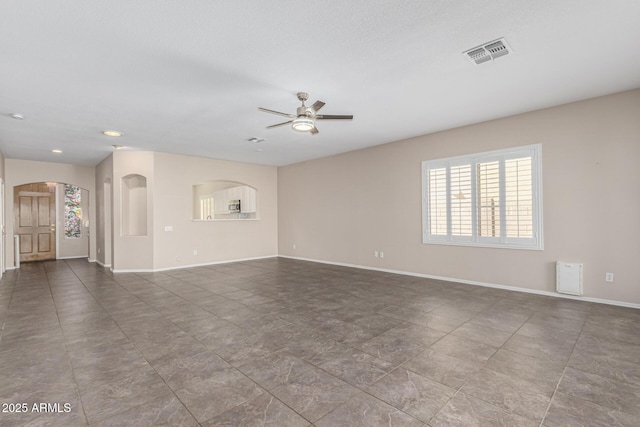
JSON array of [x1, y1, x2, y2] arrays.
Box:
[[450, 165, 472, 238], [505, 157, 533, 238], [422, 144, 542, 250], [477, 160, 501, 239], [428, 168, 448, 236]]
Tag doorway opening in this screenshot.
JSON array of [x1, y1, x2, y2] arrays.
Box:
[[14, 182, 90, 263], [103, 178, 112, 267]]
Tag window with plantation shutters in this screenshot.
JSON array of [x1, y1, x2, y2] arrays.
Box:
[[422, 144, 542, 250]]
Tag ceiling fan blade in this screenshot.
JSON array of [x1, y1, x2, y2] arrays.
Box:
[[316, 114, 353, 120], [266, 120, 293, 129], [258, 107, 296, 118], [310, 125, 319, 135], [310, 100, 326, 112]]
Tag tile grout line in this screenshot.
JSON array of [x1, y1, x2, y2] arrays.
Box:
[[6, 258, 635, 426], [44, 261, 91, 425], [537, 303, 593, 426], [92, 262, 309, 425], [424, 307, 541, 425], [63, 261, 203, 425]]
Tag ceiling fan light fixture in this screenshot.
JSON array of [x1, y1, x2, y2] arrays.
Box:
[[292, 117, 315, 132]]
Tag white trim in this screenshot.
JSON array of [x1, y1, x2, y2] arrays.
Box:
[[111, 254, 278, 273], [422, 143, 543, 250], [422, 240, 544, 251], [279, 255, 640, 310], [94, 259, 111, 268], [55, 184, 60, 258], [5, 266, 17, 270], [0, 178, 4, 277], [56, 255, 89, 260], [192, 218, 261, 222]]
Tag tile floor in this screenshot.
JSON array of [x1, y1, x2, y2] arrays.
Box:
[[1, 258, 639, 426]]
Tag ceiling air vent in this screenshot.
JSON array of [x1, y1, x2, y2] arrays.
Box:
[[463, 38, 511, 65]]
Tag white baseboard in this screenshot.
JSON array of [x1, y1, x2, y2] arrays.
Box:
[[56, 256, 89, 260], [94, 260, 112, 268], [111, 254, 278, 273], [279, 255, 640, 310]]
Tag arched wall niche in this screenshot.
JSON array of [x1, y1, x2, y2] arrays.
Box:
[[121, 174, 147, 236]]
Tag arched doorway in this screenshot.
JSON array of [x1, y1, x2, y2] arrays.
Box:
[[14, 182, 90, 263]]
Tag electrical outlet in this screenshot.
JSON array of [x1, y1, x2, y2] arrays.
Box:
[[193, 250, 198, 256], [380, 251, 384, 259], [605, 272, 614, 282], [374, 251, 379, 258], [293, 244, 296, 249]]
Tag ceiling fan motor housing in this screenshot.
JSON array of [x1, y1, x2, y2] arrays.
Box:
[[297, 106, 313, 117]]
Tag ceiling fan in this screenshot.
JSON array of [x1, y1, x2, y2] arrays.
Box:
[[259, 92, 353, 134]]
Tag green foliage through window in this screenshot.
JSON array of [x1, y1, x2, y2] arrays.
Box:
[[64, 185, 82, 239]]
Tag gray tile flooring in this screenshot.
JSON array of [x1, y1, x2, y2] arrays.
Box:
[[1, 258, 639, 426]]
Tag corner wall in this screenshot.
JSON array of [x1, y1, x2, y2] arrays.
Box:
[[95, 154, 113, 267], [112, 151, 154, 271], [152, 152, 278, 270], [278, 89, 640, 305], [94, 151, 278, 272], [0, 151, 4, 277]]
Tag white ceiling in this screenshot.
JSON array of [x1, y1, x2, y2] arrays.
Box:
[[1, 1, 639, 167]]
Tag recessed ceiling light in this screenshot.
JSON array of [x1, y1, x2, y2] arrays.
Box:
[[255, 148, 263, 152], [102, 130, 123, 137], [112, 145, 124, 150], [52, 149, 63, 154], [10, 113, 24, 120]]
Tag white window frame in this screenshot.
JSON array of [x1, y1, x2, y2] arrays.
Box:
[[422, 144, 543, 250]]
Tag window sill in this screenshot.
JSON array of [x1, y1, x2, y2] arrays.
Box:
[[193, 218, 260, 222], [423, 240, 543, 251]]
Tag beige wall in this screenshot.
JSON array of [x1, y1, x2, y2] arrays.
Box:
[[278, 89, 640, 305], [4, 159, 96, 267], [0, 151, 5, 276], [152, 152, 278, 270], [56, 185, 90, 259], [93, 151, 278, 271], [112, 151, 154, 271], [95, 154, 113, 267]]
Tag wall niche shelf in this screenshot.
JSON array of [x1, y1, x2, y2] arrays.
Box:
[[122, 174, 148, 236]]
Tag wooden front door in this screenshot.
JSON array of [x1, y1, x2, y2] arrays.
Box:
[[14, 183, 56, 262]]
